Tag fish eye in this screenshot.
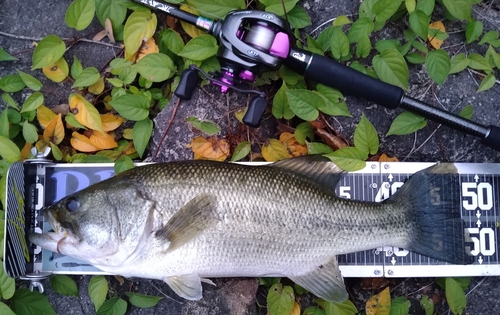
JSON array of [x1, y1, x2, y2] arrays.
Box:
[[65, 197, 80, 213]]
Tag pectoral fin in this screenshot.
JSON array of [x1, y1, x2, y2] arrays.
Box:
[[164, 273, 204, 300], [289, 257, 348, 302], [155, 194, 218, 252]]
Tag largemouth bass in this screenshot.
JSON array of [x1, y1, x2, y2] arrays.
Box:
[[29, 156, 471, 302]]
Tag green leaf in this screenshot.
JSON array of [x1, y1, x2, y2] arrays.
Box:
[[303, 306, 326, 315], [486, 45, 500, 69], [11, 288, 56, 315], [133, 118, 153, 158], [89, 275, 109, 311], [71, 55, 83, 79], [272, 82, 294, 119], [32, 35, 66, 70], [267, 283, 294, 315], [324, 299, 358, 315], [294, 122, 314, 145], [17, 70, 42, 91], [449, 53, 469, 74], [445, 278, 467, 315], [262, 0, 299, 15], [459, 105, 474, 120], [442, 0, 471, 20], [416, 0, 435, 15], [124, 10, 157, 60], [412, 40, 428, 53], [467, 53, 492, 71], [409, 10, 429, 40], [306, 141, 334, 154], [258, 277, 281, 287], [406, 52, 425, 64], [22, 121, 38, 143], [109, 94, 151, 121], [355, 35, 372, 58], [0, 110, 8, 138], [50, 275, 79, 296], [372, 0, 403, 30], [0, 47, 17, 61], [134, 53, 175, 82], [375, 39, 400, 53], [0, 301, 16, 315], [50, 143, 63, 161], [159, 29, 185, 55], [405, 0, 416, 13], [479, 30, 500, 47], [387, 111, 427, 136], [333, 15, 352, 27], [354, 113, 379, 155], [125, 292, 163, 308], [65, 112, 87, 129], [178, 35, 218, 61], [324, 147, 367, 172], [65, 0, 95, 30], [96, 297, 127, 315], [186, 0, 245, 17], [0, 264, 15, 299], [477, 73, 496, 92], [7, 108, 21, 124], [114, 155, 135, 174], [0, 74, 26, 92], [95, 0, 127, 34], [347, 17, 374, 43], [186, 117, 220, 135], [21, 92, 44, 113], [390, 297, 411, 315], [287, 6, 311, 29], [466, 19, 483, 44], [279, 66, 303, 86], [331, 27, 350, 60], [420, 295, 434, 315], [372, 48, 409, 90], [425, 49, 451, 85], [72, 67, 100, 88], [231, 141, 251, 162], [2, 93, 18, 109], [286, 89, 323, 121]]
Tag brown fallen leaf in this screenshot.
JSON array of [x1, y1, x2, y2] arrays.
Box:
[[378, 153, 399, 162], [188, 136, 230, 162], [315, 127, 349, 150]]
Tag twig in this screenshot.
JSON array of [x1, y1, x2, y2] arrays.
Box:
[[151, 97, 181, 161], [465, 277, 488, 297], [0, 31, 122, 49], [150, 281, 183, 304]]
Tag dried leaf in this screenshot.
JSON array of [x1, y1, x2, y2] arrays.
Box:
[[136, 37, 160, 62], [89, 131, 118, 150], [101, 113, 125, 132], [43, 114, 65, 145], [69, 94, 104, 133], [366, 287, 391, 315], [279, 132, 307, 157], [428, 21, 445, 49], [105, 18, 116, 43], [52, 103, 70, 115], [188, 136, 229, 162], [71, 131, 100, 152], [37, 105, 57, 129], [315, 127, 349, 150], [20, 142, 33, 160], [378, 153, 399, 162], [92, 30, 108, 42]]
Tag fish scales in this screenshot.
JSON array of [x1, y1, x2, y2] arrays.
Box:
[[30, 156, 471, 302]]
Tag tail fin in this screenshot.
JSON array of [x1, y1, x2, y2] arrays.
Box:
[[389, 163, 473, 265]]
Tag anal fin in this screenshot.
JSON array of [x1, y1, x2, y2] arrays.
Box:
[[289, 257, 348, 302], [164, 273, 204, 300]]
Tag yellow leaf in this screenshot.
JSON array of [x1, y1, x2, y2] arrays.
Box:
[[69, 94, 104, 133], [37, 105, 57, 129], [43, 113, 65, 145], [262, 138, 289, 162], [103, 95, 113, 111], [70, 131, 100, 152], [366, 287, 391, 315], [279, 132, 308, 157], [88, 76, 105, 95], [124, 10, 157, 60], [180, 5, 205, 38], [136, 37, 159, 62], [428, 21, 445, 49], [101, 113, 125, 132], [90, 131, 118, 150], [188, 136, 229, 162], [42, 57, 69, 83], [20, 142, 32, 161], [234, 108, 246, 124], [378, 153, 399, 162], [123, 128, 134, 140], [290, 302, 301, 315]]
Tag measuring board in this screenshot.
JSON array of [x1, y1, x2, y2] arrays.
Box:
[[3, 161, 500, 280]]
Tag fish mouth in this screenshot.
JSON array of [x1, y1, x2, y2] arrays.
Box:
[[29, 207, 74, 254]]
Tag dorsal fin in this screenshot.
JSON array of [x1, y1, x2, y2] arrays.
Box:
[[271, 155, 344, 195]]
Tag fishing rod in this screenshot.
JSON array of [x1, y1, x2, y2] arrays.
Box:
[[134, 0, 500, 152]]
